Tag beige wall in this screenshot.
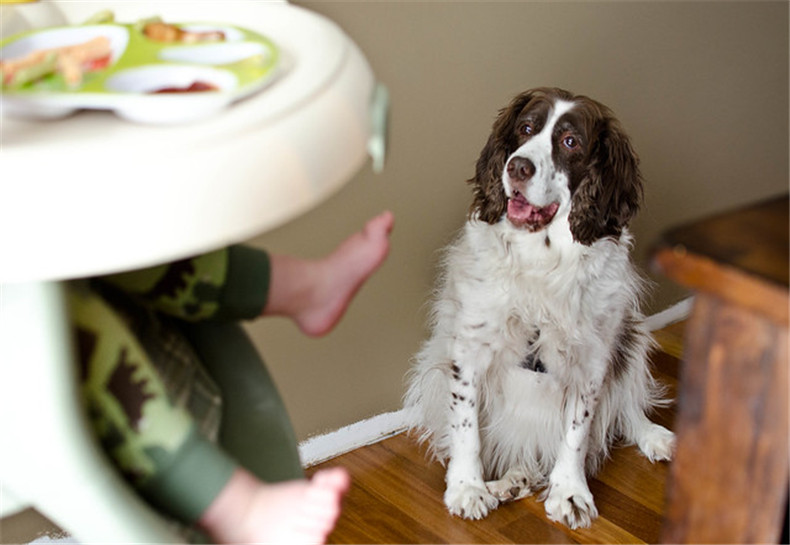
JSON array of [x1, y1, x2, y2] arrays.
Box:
[[250, 1, 788, 442]]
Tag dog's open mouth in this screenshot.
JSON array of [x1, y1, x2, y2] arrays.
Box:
[[506, 191, 559, 231]]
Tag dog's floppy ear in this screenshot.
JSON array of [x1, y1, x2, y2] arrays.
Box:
[[467, 91, 536, 224], [569, 114, 643, 245]]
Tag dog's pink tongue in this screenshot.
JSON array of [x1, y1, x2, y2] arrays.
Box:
[[507, 195, 559, 229], [507, 194, 535, 224]]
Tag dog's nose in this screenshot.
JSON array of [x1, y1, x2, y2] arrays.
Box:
[[506, 156, 535, 182]]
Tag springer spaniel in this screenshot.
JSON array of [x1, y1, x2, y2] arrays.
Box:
[[405, 87, 675, 529]]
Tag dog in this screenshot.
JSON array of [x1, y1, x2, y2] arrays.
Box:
[[404, 87, 675, 529]]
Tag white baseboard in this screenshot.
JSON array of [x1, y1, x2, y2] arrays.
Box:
[[299, 409, 412, 467], [644, 296, 694, 331], [299, 298, 695, 468]]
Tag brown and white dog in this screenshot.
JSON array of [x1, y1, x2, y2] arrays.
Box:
[[405, 87, 675, 529]]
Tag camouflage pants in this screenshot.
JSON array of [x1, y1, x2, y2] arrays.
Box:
[[69, 284, 236, 523], [67, 246, 302, 525]]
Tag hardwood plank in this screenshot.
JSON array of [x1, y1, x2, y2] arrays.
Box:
[[595, 446, 670, 515], [331, 483, 445, 544], [506, 493, 645, 544], [588, 478, 662, 539], [497, 509, 575, 544]]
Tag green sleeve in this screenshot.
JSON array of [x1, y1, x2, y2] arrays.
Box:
[[213, 245, 271, 321], [140, 424, 237, 524], [100, 246, 271, 322]]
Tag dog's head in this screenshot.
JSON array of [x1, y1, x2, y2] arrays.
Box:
[[468, 87, 643, 245]]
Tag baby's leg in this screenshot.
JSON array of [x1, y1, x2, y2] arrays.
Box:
[[199, 467, 350, 544], [264, 210, 394, 336], [182, 321, 304, 482], [69, 286, 237, 524], [71, 286, 347, 544]]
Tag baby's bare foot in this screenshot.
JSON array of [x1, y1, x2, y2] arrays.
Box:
[[296, 211, 394, 336], [265, 211, 394, 336], [201, 467, 350, 544]]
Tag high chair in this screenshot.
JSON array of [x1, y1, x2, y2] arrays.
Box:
[[0, 1, 388, 541]]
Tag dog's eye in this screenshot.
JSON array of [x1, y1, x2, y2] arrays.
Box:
[[520, 123, 534, 136], [562, 135, 579, 150]]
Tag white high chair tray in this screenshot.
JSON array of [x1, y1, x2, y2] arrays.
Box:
[[0, 1, 381, 282]]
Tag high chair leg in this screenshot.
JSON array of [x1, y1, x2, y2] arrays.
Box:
[[0, 281, 181, 543]]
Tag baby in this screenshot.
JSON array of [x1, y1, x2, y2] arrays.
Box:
[[70, 211, 394, 544]]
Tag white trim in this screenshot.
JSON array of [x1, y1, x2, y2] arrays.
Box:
[[300, 298, 696, 467], [299, 409, 412, 467], [644, 297, 694, 332]]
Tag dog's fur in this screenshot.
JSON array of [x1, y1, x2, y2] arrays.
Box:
[[404, 87, 675, 529]]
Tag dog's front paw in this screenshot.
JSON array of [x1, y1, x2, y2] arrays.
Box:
[[486, 468, 535, 502], [444, 483, 499, 520], [543, 479, 598, 529], [638, 423, 675, 462]]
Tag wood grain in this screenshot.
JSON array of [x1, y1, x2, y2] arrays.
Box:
[[656, 194, 788, 288], [660, 296, 788, 543], [652, 195, 789, 544]]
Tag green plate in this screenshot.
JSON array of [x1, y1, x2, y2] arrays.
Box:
[[0, 19, 282, 124]]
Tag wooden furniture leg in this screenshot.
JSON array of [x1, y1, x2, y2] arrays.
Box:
[[661, 293, 788, 543], [653, 195, 789, 543]]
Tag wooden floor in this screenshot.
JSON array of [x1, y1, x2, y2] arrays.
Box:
[[308, 324, 684, 544]]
